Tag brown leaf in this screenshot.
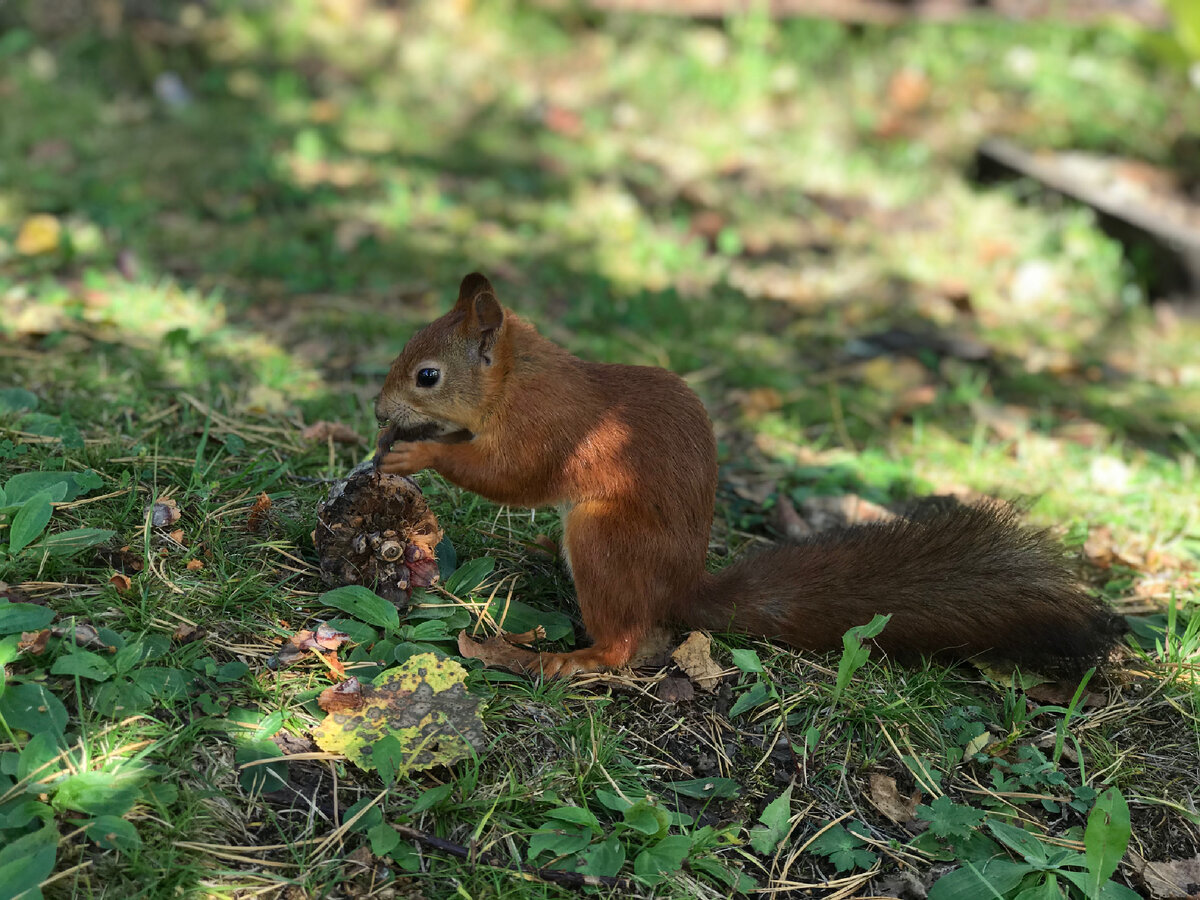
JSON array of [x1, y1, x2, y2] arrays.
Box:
[[147, 497, 181, 527], [246, 492, 272, 532], [185, 559, 204, 571], [312, 621, 352, 651], [671, 631, 724, 692], [542, 104, 584, 138], [773, 495, 813, 541], [322, 650, 347, 680], [302, 421, 364, 445], [18, 630, 51, 655], [457, 630, 541, 674], [1130, 851, 1200, 900], [525, 534, 559, 560], [656, 676, 695, 704], [168, 528, 185, 546], [109, 572, 132, 593], [501, 626, 547, 646], [50, 623, 109, 650], [886, 67, 930, 114], [1025, 680, 1106, 709], [868, 773, 920, 825], [318, 677, 364, 712], [172, 623, 203, 644], [0, 582, 35, 604]]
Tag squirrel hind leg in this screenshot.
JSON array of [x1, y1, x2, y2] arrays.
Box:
[[533, 639, 640, 678]]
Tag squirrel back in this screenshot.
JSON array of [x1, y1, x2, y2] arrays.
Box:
[[376, 274, 1124, 676]]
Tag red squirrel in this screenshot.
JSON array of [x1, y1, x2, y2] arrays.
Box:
[[374, 273, 1123, 677]]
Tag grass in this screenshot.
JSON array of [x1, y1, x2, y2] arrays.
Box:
[[1, 1, 1198, 897]]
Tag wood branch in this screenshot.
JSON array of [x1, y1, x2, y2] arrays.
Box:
[[392, 823, 636, 891], [576, 0, 1170, 27]]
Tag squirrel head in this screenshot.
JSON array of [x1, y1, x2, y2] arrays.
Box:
[[375, 272, 506, 445]]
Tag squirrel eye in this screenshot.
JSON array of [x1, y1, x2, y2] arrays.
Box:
[[415, 367, 440, 388]]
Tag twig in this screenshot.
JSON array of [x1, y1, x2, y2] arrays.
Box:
[[392, 823, 635, 891]]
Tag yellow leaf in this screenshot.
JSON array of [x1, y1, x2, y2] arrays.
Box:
[[313, 653, 485, 774], [15, 214, 62, 256]]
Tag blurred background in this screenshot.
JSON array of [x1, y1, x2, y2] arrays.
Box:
[[1, 0, 1198, 525]]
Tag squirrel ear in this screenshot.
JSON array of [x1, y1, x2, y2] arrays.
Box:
[[455, 272, 494, 310], [473, 291, 504, 365]]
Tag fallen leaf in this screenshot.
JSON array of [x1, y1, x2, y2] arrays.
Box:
[[322, 650, 347, 680], [50, 623, 109, 651], [302, 421, 364, 445], [18, 630, 50, 655], [799, 494, 894, 532], [868, 773, 920, 825], [272, 623, 353, 669], [185, 559, 204, 571], [172, 623, 202, 643], [886, 67, 930, 113], [1132, 852, 1200, 900], [313, 654, 485, 773], [1025, 680, 1106, 709], [168, 528, 185, 545], [671, 631, 724, 692], [246, 492, 272, 532], [0, 582, 35, 604], [656, 676, 695, 704], [15, 214, 62, 256], [147, 497, 181, 527], [501, 626, 547, 646], [318, 676, 364, 712], [457, 630, 541, 674], [109, 572, 132, 592], [773, 495, 813, 541]]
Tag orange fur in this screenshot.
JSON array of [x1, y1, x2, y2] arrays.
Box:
[[376, 274, 1123, 677]]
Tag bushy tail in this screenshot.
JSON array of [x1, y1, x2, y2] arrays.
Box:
[[686, 501, 1124, 671]]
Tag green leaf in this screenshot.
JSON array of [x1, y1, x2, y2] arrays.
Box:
[[236, 741, 288, 795], [1084, 788, 1131, 893], [320, 585, 400, 632], [730, 648, 764, 673], [729, 680, 771, 718], [435, 535, 457, 581], [633, 834, 692, 884], [0, 683, 67, 738], [9, 492, 53, 555], [830, 613, 890, 705], [916, 795, 987, 840], [0, 797, 53, 830], [132, 666, 191, 700], [35, 527, 115, 557], [1013, 873, 1063, 900], [987, 820, 1051, 867], [565, 834, 625, 877], [0, 388, 39, 415], [545, 806, 601, 832], [0, 822, 57, 900], [2, 473, 73, 505], [808, 823, 877, 873], [485, 596, 574, 642], [17, 731, 61, 781], [0, 602, 54, 635], [409, 783, 453, 815], [1059, 870, 1142, 900], [443, 556, 495, 595], [51, 650, 114, 682], [623, 799, 670, 837], [594, 789, 632, 813], [528, 824, 592, 861], [81, 814, 141, 851], [368, 821, 401, 856], [749, 784, 793, 855], [53, 770, 143, 816], [928, 859, 1034, 900], [216, 660, 250, 683], [666, 777, 741, 800]]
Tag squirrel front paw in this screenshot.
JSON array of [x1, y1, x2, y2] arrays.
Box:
[[376, 442, 437, 476]]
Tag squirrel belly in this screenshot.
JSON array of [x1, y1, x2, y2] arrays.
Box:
[[375, 273, 1124, 676]]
